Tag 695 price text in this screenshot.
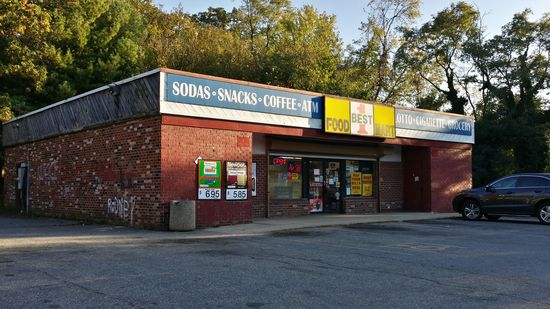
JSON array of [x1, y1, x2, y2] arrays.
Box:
[[198, 188, 221, 200]]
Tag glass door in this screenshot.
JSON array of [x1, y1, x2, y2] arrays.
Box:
[[308, 160, 324, 213], [324, 161, 343, 213]]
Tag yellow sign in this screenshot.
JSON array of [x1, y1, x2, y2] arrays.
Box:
[[362, 173, 373, 196], [373, 105, 396, 138], [324, 97, 350, 134], [351, 172, 362, 195], [325, 97, 395, 139]]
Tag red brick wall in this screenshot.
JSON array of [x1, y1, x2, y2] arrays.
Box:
[[160, 123, 253, 227], [269, 199, 310, 216], [379, 162, 404, 211], [430, 147, 472, 212], [343, 196, 378, 213], [252, 154, 267, 218], [3, 117, 163, 229]]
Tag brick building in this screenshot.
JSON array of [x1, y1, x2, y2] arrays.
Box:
[[2, 68, 474, 230]]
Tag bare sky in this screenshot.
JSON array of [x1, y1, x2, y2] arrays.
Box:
[[154, 0, 550, 46]]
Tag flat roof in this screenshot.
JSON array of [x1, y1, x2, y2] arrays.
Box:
[[3, 68, 475, 147]]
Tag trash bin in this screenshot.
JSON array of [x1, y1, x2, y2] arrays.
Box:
[[169, 200, 196, 231]]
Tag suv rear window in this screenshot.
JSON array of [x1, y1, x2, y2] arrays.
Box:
[[517, 176, 550, 187]]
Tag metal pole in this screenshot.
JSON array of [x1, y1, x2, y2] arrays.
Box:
[[376, 157, 381, 213], [25, 162, 30, 214], [265, 138, 270, 218]]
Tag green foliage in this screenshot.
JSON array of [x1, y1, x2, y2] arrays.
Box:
[[0, 0, 148, 114], [344, 0, 420, 103], [472, 118, 517, 186], [144, 6, 252, 80], [466, 10, 550, 183], [0, 0, 52, 115], [263, 5, 341, 92], [192, 7, 234, 29], [399, 1, 480, 115], [143, 1, 342, 94]]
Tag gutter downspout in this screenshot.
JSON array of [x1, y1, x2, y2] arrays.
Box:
[[376, 157, 381, 213], [266, 137, 271, 218]]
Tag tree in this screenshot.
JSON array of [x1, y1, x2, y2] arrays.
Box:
[[147, 1, 343, 93], [192, 7, 233, 30], [468, 10, 550, 179], [0, 0, 149, 115], [0, 0, 53, 115], [42, 0, 149, 103], [400, 1, 480, 115], [263, 5, 342, 92], [230, 0, 292, 83], [344, 0, 420, 103], [143, 5, 252, 80]]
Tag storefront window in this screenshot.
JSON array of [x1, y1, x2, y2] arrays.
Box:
[[345, 160, 374, 196], [269, 156, 303, 199]]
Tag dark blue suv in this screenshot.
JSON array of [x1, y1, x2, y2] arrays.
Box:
[[452, 173, 550, 224]]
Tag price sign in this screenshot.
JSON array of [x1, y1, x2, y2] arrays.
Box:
[[225, 161, 248, 200], [198, 160, 222, 200], [198, 188, 222, 200], [226, 189, 247, 200]]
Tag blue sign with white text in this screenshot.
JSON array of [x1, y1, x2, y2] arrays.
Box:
[[165, 73, 323, 119]]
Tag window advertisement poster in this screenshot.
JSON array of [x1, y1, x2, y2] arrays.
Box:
[[198, 160, 222, 200], [226, 161, 248, 200], [351, 172, 362, 195], [309, 197, 323, 213], [362, 173, 373, 196]]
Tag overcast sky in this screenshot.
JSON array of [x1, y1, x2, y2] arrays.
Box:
[[153, 0, 550, 46]]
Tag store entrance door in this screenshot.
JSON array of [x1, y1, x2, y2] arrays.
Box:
[[307, 160, 343, 214], [324, 161, 343, 213]]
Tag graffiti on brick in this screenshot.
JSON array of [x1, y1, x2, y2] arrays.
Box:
[[107, 196, 136, 225], [60, 184, 74, 198], [37, 160, 58, 181]]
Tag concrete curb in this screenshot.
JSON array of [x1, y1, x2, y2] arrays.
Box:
[[0, 213, 460, 249]]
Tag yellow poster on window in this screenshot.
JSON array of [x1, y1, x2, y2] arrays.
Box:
[[362, 173, 373, 196], [324, 97, 351, 134], [373, 105, 396, 138], [351, 172, 362, 195]]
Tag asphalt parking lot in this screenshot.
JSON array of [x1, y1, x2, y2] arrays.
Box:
[[1, 216, 549, 308]]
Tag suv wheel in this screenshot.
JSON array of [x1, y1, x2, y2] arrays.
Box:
[[537, 204, 550, 225], [461, 199, 482, 220]]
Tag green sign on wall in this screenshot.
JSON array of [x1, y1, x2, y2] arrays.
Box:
[[198, 160, 221, 200]]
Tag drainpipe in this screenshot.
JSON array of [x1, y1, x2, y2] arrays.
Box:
[[265, 138, 270, 218], [376, 157, 381, 213], [24, 162, 30, 215]]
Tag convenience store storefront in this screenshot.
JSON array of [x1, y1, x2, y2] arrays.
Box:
[[3, 68, 474, 229]]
